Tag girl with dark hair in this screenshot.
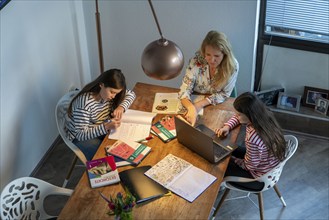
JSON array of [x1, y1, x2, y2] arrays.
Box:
[[215, 92, 286, 190], [66, 69, 136, 160]]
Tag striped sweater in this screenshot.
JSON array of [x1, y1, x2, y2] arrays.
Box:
[[66, 89, 136, 141], [224, 115, 280, 178]]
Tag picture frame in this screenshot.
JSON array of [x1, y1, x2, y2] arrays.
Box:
[[302, 86, 329, 108], [276, 92, 301, 112], [0, 0, 11, 10], [254, 87, 285, 106], [314, 97, 329, 116]]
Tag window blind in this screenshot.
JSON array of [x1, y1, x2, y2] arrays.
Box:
[[265, 0, 329, 43]]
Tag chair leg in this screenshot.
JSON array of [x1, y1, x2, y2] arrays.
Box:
[[62, 156, 78, 187], [273, 185, 287, 206], [212, 188, 231, 219], [257, 192, 264, 220]]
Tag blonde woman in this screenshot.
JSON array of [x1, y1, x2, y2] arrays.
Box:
[[179, 30, 239, 126]]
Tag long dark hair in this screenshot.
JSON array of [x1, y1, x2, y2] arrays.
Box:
[[68, 69, 127, 117], [233, 92, 286, 160]]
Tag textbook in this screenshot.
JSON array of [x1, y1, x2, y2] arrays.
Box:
[[151, 115, 176, 143], [105, 139, 151, 165], [119, 166, 169, 204], [152, 93, 184, 114], [152, 92, 204, 115], [144, 154, 217, 202], [108, 109, 157, 141], [86, 155, 120, 188]]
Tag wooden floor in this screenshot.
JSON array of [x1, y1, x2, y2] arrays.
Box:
[[32, 131, 329, 219]]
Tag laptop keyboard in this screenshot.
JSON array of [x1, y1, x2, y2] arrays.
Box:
[[214, 145, 228, 158]]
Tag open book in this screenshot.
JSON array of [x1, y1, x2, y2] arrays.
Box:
[[144, 154, 217, 202], [152, 93, 204, 115], [108, 109, 156, 141]]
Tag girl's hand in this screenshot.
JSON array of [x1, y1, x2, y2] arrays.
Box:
[[215, 125, 230, 137], [112, 106, 125, 119], [104, 118, 121, 132]]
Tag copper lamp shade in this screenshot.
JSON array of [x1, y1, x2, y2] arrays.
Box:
[[142, 38, 184, 80], [141, 0, 184, 80]]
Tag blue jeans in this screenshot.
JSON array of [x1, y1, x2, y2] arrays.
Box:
[[72, 135, 106, 161]]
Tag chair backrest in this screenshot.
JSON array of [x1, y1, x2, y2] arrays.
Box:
[[1, 177, 73, 219], [256, 135, 298, 191], [55, 90, 87, 164], [230, 87, 237, 98]]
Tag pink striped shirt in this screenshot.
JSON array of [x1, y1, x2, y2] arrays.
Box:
[[224, 115, 280, 178]]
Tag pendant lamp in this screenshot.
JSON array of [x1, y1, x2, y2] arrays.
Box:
[[141, 0, 184, 80]]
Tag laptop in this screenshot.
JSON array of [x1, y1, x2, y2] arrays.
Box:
[[175, 116, 237, 163]]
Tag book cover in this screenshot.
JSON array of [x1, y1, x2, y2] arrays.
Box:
[[144, 154, 217, 202], [119, 166, 169, 204], [106, 139, 151, 165], [86, 155, 120, 188], [151, 116, 176, 143]]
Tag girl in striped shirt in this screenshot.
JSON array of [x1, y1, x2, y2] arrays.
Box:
[[215, 92, 286, 190], [66, 69, 136, 161]]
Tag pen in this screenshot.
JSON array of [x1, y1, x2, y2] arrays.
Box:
[[137, 136, 153, 143]]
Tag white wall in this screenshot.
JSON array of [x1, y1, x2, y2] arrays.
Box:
[[260, 45, 329, 94], [0, 1, 90, 190], [85, 0, 259, 92]]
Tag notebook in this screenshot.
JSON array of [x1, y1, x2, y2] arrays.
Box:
[[175, 116, 237, 163], [119, 166, 169, 204]]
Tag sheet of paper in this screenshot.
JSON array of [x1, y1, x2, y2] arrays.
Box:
[[108, 109, 156, 141], [145, 154, 217, 202]]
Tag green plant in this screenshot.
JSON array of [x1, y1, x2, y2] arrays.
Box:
[[100, 191, 136, 219]]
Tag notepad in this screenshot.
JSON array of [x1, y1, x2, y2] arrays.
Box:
[[144, 154, 217, 202]]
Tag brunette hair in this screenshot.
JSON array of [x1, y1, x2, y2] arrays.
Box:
[[200, 30, 237, 88], [233, 92, 287, 160], [68, 69, 127, 117]]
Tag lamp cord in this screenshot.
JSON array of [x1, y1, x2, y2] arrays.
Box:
[[148, 0, 164, 40]]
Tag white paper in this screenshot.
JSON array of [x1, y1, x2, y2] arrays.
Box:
[[144, 154, 217, 202], [108, 109, 156, 141]]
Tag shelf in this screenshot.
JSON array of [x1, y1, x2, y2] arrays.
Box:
[[269, 105, 329, 122], [268, 105, 329, 138]]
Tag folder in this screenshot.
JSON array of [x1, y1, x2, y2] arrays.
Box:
[[119, 166, 169, 204]]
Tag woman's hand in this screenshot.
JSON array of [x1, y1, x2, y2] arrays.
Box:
[[104, 118, 121, 133], [184, 105, 198, 126], [215, 125, 230, 137], [112, 106, 125, 119]]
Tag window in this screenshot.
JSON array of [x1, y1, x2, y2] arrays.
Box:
[[254, 0, 329, 91], [265, 0, 329, 44]]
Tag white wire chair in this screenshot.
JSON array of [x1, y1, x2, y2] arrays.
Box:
[[212, 135, 298, 220], [55, 90, 87, 187], [1, 177, 73, 220]]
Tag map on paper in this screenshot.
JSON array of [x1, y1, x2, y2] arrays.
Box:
[[144, 154, 217, 202]]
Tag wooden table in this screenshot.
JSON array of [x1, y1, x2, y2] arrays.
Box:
[[58, 82, 239, 220]]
